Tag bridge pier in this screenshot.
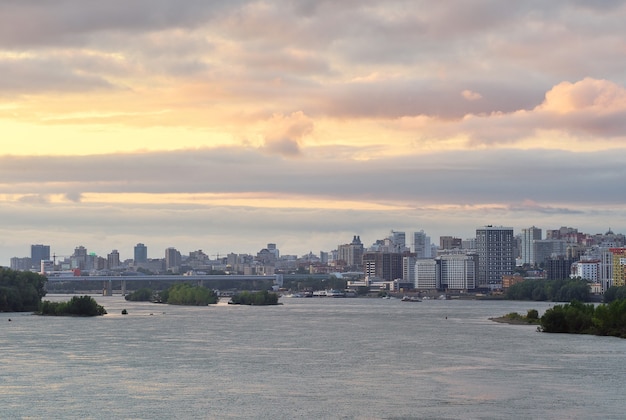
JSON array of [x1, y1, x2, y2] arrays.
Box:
[[121, 279, 127, 296], [103, 279, 113, 296]]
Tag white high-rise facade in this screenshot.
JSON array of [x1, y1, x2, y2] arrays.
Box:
[[521, 226, 542, 266], [415, 259, 437, 289], [437, 254, 477, 290]]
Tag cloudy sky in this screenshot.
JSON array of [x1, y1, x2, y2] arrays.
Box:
[[2, 1, 626, 264]]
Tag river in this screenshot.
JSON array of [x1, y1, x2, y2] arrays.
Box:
[[1, 295, 624, 419]]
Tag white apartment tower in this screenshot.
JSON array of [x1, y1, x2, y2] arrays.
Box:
[[521, 226, 542, 266]]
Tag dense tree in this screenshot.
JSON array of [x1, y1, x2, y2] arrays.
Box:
[[539, 299, 626, 338], [125, 288, 154, 301], [39, 295, 107, 316], [283, 275, 347, 292], [0, 268, 47, 312], [603, 286, 626, 303], [505, 278, 590, 302], [162, 283, 218, 305], [229, 290, 279, 305]]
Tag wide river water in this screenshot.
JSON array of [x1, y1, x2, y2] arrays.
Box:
[[1, 295, 624, 419]]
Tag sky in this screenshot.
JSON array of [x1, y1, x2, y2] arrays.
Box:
[[2, 0, 626, 264]]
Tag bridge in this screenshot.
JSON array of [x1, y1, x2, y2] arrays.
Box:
[[46, 274, 284, 296]]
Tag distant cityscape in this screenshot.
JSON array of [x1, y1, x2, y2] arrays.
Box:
[[7, 225, 626, 293]]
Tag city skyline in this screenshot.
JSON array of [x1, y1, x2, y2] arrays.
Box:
[[2, 2, 626, 265], [6, 223, 622, 268]]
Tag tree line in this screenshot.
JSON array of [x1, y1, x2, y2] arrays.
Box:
[[126, 283, 219, 305], [540, 299, 626, 338], [505, 278, 590, 302], [0, 268, 47, 312], [39, 295, 107, 316]]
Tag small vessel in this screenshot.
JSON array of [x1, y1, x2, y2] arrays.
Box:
[[401, 296, 421, 302], [282, 293, 304, 298], [326, 289, 346, 298]]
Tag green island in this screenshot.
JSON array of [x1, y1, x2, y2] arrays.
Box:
[[505, 278, 590, 302], [229, 290, 280, 305], [156, 283, 219, 305], [490, 309, 541, 325], [494, 298, 626, 338], [126, 284, 218, 305], [38, 295, 107, 316], [124, 287, 154, 302], [0, 268, 47, 312]]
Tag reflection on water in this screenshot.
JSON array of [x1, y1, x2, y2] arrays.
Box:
[[1, 295, 625, 419]]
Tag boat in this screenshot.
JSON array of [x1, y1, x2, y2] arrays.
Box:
[[326, 289, 346, 298], [401, 296, 421, 302], [282, 293, 304, 298]]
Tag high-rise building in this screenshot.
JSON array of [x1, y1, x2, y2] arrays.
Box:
[[389, 230, 407, 253], [476, 226, 515, 289], [266, 243, 279, 259], [520, 226, 542, 266], [546, 256, 574, 281], [165, 247, 182, 272], [31, 244, 50, 270], [10, 257, 32, 271], [412, 230, 431, 258], [599, 248, 614, 292], [362, 252, 403, 281], [107, 249, 120, 269], [533, 239, 568, 266], [572, 259, 600, 282], [436, 254, 478, 290], [72, 246, 88, 270], [337, 236, 364, 270], [415, 259, 437, 289], [134, 243, 148, 264], [610, 248, 626, 287], [403, 255, 417, 284]]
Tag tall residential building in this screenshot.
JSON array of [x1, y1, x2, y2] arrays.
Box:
[[546, 256, 574, 281], [165, 247, 182, 272], [610, 248, 626, 287], [389, 230, 408, 253], [337, 236, 364, 270], [533, 239, 568, 266], [134, 243, 148, 264], [107, 249, 120, 269], [10, 257, 32, 271], [572, 260, 600, 282], [599, 248, 614, 291], [31, 244, 50, 270], [476, 226, 515, 289], [412, 230, 431, 258], [362, 252, 403, 281], [521, 226, 542, 266], [72, 246, 88, 270], [403, 255, 417, 284]]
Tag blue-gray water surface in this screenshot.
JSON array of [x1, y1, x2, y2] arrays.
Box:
[[1, 295, 624, 419]]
